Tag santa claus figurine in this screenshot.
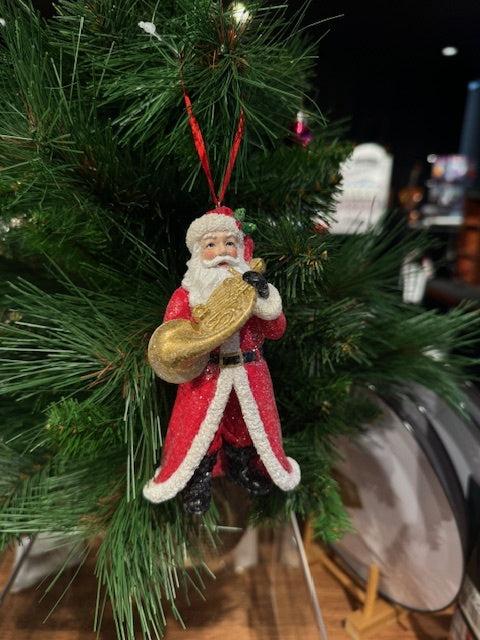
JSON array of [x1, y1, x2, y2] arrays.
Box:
[[143, 206, 300, 514]]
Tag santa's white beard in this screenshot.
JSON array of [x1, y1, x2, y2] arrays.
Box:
[[182, 252, 251, 307]]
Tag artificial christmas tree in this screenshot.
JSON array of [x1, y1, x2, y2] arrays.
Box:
[[0, 1, 479, 638]]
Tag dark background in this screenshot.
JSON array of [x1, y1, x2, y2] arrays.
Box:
[[306, 0, 480, 194]]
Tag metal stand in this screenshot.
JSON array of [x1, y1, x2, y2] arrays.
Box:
[[268, 513, 329, 640], [303, 523, 407, 640], [290, 512, 329, 640], [0, 534, 37, 606]]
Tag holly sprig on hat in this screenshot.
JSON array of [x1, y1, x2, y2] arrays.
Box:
[[234, 207, 256, 235]]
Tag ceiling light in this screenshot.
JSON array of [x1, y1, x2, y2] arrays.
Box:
[[441, 46, 458, 57]]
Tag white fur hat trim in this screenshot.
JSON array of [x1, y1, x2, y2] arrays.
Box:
[[186, 213, 242, 254]]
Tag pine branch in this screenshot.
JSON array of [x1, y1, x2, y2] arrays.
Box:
[[93, 496, 220, 640]]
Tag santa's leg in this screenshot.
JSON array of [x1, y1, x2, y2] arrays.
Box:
[[224, 442, 272, 495], [182, 452, 217, 515], [222, 391, 272, 495]]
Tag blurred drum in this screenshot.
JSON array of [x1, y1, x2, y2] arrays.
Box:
[[411, 381, 480, 550], [450, 532, 480, 639], [331, 384, 480, 612]]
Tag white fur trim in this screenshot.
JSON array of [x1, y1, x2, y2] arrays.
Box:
[[253, 284, 283, 321], [231, 367, 300, 491], [186, 214, 242, 254], [143, 346, 300, 503], [143, 372, 233, 503]]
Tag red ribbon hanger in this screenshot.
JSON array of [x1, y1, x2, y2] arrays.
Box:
[[182, 85, 245, 206]]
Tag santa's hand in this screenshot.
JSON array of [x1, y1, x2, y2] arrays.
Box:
[[242, 271, 270, 299]]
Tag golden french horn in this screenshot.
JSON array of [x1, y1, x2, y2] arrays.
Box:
[[148, 258, 266, 384]]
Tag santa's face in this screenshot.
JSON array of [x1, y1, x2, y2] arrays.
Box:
[[182, 230, 250, 307], [200, 231, 238, 264]]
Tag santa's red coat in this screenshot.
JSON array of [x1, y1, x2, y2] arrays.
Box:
[[143, 285, 300, 503]]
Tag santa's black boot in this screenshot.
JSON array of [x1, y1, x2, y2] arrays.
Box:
[[182, 453, 217, 515], [224, 443, 272, 496]]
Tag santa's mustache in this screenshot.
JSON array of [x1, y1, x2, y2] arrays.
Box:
[[201, 255, 241, 269]]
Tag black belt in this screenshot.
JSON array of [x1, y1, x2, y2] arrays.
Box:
[[209, 348, 264, 368]]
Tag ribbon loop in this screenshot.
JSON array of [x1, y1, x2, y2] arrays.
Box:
[[182, 85, 244, 206]]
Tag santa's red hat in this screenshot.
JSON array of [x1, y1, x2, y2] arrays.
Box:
[[185, 206, 254, 262]]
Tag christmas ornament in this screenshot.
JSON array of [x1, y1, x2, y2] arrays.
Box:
[[141, 25, 300, 514], [144, 207, 301, 514], [290, 110, 313, 147]]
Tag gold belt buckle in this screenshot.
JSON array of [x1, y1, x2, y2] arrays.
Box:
[[219, 351, 243, 368]]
